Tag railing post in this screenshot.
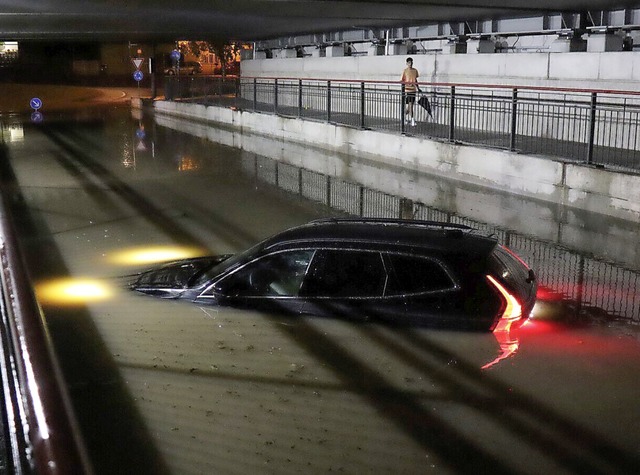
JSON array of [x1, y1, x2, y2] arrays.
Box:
[[449, 86, 456, 142], [587, 92, 597, 165], [401, 84, 406, 134], [510, 88, 518, 151], [298, 79, 303, 117], [360, 81, 366, 128], [327, 80, 332, 122], [274, 78, 278, 114], [253, 78, 257, 111]]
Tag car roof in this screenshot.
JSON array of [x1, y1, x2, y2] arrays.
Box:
[[262, 218, 498, 256]]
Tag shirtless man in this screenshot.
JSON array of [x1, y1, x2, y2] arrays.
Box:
[[401, 57, 419, 126]]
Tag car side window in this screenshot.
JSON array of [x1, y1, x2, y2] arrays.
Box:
[[384, 254, 455, 296], [213, 250, 314, 297], [301, 249, 386, 298]]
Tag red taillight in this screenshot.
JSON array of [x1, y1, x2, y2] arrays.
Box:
[[487, 274, 522, 332]]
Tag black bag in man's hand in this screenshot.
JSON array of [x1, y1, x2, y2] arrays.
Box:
[[418, 95, 432, 117]]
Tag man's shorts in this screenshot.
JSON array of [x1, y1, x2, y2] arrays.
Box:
[[405, 91, 416, 104]]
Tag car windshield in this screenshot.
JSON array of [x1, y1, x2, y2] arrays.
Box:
[[192, 241, 266, 286]]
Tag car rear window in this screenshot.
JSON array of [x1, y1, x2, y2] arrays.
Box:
[[384, 254, 455, 296]]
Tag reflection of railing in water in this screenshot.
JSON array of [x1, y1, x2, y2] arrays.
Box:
[[166, 75, 640, 173], [243, 154, 640, 325]]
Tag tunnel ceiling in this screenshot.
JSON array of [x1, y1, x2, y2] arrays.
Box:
[[1, 0, 639, 42]]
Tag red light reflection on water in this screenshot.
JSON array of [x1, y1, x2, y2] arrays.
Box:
[[481, 329, 520, 370], [481, 319, 640, 370], [481, 283, 640, 370], [535, 285, 566, 302], [516, 319, 640, 358]]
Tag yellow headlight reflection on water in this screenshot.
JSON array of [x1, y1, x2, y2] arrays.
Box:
[[107, 245, 206, 266], [36, 278, 114, 305]]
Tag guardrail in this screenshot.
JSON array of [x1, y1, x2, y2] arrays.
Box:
[[0, 178, 91, 473], [165, 75, 640, 174]]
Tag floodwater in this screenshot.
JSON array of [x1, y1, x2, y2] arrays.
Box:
[[2, 106, 639, 474]]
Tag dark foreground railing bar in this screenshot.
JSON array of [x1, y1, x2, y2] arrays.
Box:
[[166, 75, 640, 173], [0, 191, 92, 473]]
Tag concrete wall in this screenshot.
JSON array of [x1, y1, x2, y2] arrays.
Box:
[[149, 99, 640, 222], [241, 51, 640, 91]]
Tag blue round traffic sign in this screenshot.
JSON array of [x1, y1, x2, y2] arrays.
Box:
[[170, 49, 181, 61], [30, 97, 43, 110], [135, 127, 146, 139], [133, 70, 144, 82], [31, 111, 44, 123]]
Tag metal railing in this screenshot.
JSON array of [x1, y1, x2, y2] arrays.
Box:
[[0, 163, 92, 473], [166, 75, 640, 173]]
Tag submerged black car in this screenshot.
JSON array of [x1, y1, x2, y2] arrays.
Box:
[[130, 218, 537, 331]]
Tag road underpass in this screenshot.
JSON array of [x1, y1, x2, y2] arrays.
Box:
[[0, 100, 639, 473]]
